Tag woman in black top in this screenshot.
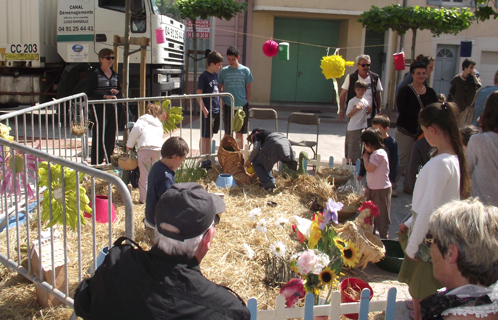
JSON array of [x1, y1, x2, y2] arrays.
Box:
[[87, 48, 121, 165], [394, 62, 438, 193]]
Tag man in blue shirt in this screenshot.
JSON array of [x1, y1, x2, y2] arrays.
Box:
[[219, 46, 254, 149]]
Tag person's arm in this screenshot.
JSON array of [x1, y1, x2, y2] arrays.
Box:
[[126, 121, 141, 149], [339, 89, 348, 122], [358, 150, 367, 179], [196, 88, 209, 118], [246, 83, 251, 103], [346, 102, 363, 118], [466, 135, 478, 177], [376, 91, 382, 114], [156, 173, 174, 199], [247, 140, 261, 163], [405, 163, 453, 258], [395, 72, 411, 94], [362, 151, 377, 173]]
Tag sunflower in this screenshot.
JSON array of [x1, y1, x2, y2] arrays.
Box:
[[319, 267, 337, 286], [341, 241, 360, 268], [333, 237, 346, 250]]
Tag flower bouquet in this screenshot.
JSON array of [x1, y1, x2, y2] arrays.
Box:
[[281, 199, 361, 307]]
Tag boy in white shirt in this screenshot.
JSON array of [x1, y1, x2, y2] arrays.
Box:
[[346, 80, 371, 162]]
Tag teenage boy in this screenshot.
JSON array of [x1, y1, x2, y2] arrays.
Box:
[[358, 114, 399, 197], [197, 51, 223, 155], [346, 80, 371, 163], [219, 46, 254, 149], [144, 136, 189, 243]]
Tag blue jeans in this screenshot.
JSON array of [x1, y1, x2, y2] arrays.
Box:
[[253, 158, 276, 187]]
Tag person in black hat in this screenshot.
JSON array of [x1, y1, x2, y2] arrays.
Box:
[[74, 183, 251, 320]]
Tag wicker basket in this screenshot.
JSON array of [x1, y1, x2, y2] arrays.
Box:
[[217, 136, 251, 186], [71, 120, 92, 137], [334, 222, 385, 269], [316, 168, 353, 187], [338, 205, 359, 223], [118, 152, 138, 170]]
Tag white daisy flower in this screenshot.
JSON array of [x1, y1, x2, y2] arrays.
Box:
[[242, 243, 255, 259], [270, 241, 286, 258], [255, 218, 267, 233], [275, 217, 289, 228], [249, 208, 262, 221]]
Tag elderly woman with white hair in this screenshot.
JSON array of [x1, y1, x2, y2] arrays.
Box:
[[420, 199, 498, 320]]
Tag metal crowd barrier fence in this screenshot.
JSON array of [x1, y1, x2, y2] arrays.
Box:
[[87, 92, 235, 165], [0, 103, 134, 310]]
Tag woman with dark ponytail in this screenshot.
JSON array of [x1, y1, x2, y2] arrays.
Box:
[[398, 102, 470, 320]]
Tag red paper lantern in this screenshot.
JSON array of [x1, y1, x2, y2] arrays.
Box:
[[262, 39, 279, 57]]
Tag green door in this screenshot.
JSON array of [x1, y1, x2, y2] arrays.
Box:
[[271, 18, 340, 103]]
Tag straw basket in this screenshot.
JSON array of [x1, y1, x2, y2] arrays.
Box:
[[71, 120, 92, 137], [118, 152, 138, 170], [338, 205, 358, 223], [217, 136, 252, 186], [335, 222, 385, 269], [317, 167, 353, 187]]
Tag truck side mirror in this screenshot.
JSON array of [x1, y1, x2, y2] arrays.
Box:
[[131, 0, 144, 13]]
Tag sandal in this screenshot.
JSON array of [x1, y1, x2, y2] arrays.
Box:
[[406, 300, 414, 310]]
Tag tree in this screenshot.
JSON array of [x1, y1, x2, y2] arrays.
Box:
[[176, 0, 247, 94], [474, 0, 498, 21], [358, 5, 475, 61]]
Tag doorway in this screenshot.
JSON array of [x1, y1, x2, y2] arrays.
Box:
[[433, 45, 458, 96], [270, 18, 340, 103]]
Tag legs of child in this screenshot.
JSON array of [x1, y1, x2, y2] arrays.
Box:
[[137, 149, 161, 204], [365, 186, 392, 238]]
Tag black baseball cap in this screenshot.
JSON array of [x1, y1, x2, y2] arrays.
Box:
[[155, 183, 225, 241]]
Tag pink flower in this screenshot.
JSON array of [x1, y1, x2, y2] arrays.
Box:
[[358, 201, 380, 217], [296, 249, 316, 275], [0, 148, 38, 199], [280, 278, 305, 307]]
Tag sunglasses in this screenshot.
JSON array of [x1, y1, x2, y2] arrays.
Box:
[[424, 234, 437, 247], [104, 56, 115, 60], [360, 64, 371, 67]]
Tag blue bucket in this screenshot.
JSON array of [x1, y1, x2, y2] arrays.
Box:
[[216, 174, 237, 188]]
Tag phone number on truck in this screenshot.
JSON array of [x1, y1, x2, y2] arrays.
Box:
[[58, 26, 94, 32]]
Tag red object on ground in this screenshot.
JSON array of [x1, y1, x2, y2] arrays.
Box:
[[340, 277, 374, 320], [84, 195, 116, 223], [262, 40, 279, 57]]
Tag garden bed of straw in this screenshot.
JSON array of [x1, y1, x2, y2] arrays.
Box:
[[0, 164, 390, 320]]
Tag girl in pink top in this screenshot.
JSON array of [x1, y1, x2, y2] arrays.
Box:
[[361, 127, 392, 238]]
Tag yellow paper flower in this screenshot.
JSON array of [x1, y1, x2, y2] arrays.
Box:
[[342, 241, 361, 268], [320, 55, 354, 80], [319, 267, 338, 286], [308, 219, 322, 249], [334, 237, 346, 250]]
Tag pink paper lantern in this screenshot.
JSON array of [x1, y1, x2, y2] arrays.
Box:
[[262, 39, 279, 57]]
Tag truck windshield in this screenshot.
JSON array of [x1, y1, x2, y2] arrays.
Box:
[[150, 0, 181, 20]]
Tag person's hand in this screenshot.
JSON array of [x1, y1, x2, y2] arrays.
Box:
[[362, 152, 370, 162], [356, 102, 364, 110], [202, 106, 209, 118], [104, 95, 117, 99], [109, 89, 119, 95], [356, 175, 362, 181], [407, 254, 418, 261], [244, 160, 251, 167], [339, 110, 345, 122], [377, 108, 382, 114], [366, 106, 372, 115], [399, 223, 408, 234], [126, 146, 131, 151]]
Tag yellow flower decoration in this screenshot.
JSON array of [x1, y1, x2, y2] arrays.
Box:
[[308, 219, 322, 249], [319, 267, 338, 287], [333, 237, 346, 250], [342, 241, 360, 268], [320, 54, 354, 80]]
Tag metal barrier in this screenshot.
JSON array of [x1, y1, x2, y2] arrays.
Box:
[[0, 93, 90, 163], [86, 92, 236, 165], [0, 116, 133, 309]]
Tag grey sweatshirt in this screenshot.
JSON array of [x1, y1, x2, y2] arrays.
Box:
[[466, 131, 498, 206]]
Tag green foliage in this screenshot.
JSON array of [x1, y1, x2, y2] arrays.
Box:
[[358, 5, 475, 36], [175, 0, 247, 21], [474, 0, 498, 22], [175, 157, 207, 183]]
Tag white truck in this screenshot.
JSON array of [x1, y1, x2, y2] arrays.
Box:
[[0, 0, 185, 106]]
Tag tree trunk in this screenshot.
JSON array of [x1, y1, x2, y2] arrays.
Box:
[[411, 28, 417, 63]]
